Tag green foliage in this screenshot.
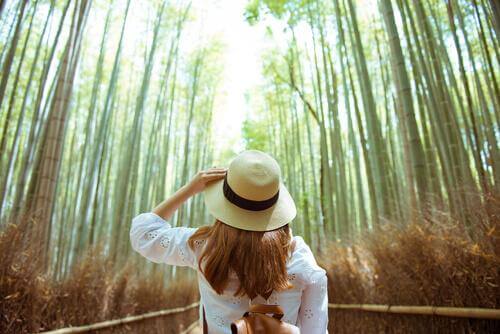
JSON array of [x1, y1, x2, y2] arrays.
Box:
[[241, 117, 269, 151], [0, 0, 223, 275], [244, 0, 311, 26], [251, 0, 499, 239], [0, 0, 498, 296], [244, 0, 261, 25]]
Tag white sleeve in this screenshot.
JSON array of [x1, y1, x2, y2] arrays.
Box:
[[129, 212, 198, 269], [297, 269, 329, 333]]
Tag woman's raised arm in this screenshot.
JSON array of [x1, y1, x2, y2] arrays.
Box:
[[129, 167, 227, 268], [152, 167, 227, 220]]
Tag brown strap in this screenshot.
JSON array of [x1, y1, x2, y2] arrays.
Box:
[[248, 304, 285, 320], [231, 318, 249, 334], [203, 306, 208, 334]]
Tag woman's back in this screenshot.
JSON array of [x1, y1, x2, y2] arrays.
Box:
[[130, 212, 329, 334], [130, 150, 328, 333]]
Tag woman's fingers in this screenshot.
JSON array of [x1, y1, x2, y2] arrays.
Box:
[[199, 167, 227, 186], [203, 172, 226, 181], [204, 172, 226, 178], [206, 167, 227, 173], [205, 170, 227, 175]]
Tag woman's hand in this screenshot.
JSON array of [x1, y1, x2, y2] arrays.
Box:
[[151, 167, 227, 220], [186, 167, 227, 195]]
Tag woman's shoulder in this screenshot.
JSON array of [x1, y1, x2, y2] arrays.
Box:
[[290, 235, 314, 259], [288, 236, 327, 285]]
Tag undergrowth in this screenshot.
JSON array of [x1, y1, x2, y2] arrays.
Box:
[[0, 218, 199, 333], [1, 191, 499, 333], [320, 192, 500, 333]]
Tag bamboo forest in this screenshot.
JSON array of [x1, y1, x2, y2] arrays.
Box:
[[0, 0, 498, 333]]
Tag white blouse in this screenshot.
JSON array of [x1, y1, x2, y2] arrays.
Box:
[[130, 212, 329, 334]]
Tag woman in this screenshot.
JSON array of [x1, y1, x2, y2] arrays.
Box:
[[130, 150, 328, 333]]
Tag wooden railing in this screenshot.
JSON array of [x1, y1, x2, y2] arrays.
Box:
[[40, 302, 200, 334], [328, 304, 500, 320], [39, 301, 500, 333]]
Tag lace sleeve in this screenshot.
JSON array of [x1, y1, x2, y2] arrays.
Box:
[[297, 270, 329, 333], [129, 212, 198, 268]]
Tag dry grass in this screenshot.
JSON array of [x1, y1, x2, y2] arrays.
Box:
[[320, 192, 500, 333], [0, 218, 199, 333], [1, 192, 499, 333]]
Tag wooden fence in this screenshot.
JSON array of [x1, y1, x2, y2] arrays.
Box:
[[328, 304, 500, 320], [39, 302, 500, 333], [40, 302, 200, 334]]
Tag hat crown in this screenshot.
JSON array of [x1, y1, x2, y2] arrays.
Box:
[[226, 150, 281, 201]]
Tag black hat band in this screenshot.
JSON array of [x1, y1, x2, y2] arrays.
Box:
[[222, 174, 279, 211]]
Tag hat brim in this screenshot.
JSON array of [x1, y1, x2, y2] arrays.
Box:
[[202, 178, 297, 231]]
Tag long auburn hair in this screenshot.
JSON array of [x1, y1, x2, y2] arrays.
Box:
[[188, 220, 294, 299]]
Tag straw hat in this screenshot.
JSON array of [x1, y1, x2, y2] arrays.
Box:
[[203, 150, 297, 231]]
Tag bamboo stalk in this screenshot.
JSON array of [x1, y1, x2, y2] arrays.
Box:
[[38, 302, 200, 334], [328, 303, 500, 320]]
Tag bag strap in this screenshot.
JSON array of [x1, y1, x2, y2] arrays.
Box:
[[246, 304, 285, 320], [203, 306, 208, 334], [203, 303, 285, 333]]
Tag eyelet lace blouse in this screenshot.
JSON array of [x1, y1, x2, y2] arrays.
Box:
[[130, 212, 329, 334]]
